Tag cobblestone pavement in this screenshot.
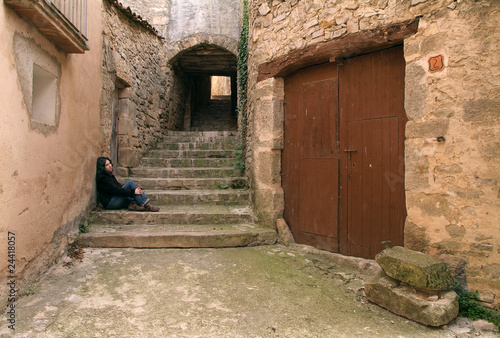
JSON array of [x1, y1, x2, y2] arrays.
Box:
[[1, 245, 494, 337]]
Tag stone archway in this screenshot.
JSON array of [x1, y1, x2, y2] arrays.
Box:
[[166, 35, 238, 131]]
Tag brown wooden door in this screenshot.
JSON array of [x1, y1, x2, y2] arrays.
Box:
[[339, 46, 407, 258], [283, 63, 340, 252], [283, 45, 406, 259]]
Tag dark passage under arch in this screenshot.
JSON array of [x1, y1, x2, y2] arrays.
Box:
[[170, 44, 238, 131]]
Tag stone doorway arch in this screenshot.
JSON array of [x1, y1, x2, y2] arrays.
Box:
[[167, 35, 238, 131], [251, 20, 419, 234]]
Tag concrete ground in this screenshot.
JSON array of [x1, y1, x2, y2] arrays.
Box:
[[1, 245, 494, 337]]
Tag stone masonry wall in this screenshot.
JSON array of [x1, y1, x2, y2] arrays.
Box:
[[102, 1, 168, 167], [117, 0, 241, 133], [247, 0, 500, 304], [117, 0, 171, 38]]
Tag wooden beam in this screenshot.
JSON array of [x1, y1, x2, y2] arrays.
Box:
[[257, 18, 419, 82], [5, 0, 89, 53]]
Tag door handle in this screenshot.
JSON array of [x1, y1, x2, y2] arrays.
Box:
[[343, 149, 357, 160]]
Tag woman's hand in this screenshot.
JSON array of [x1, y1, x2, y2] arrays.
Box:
[[134, 187, 143, 195]]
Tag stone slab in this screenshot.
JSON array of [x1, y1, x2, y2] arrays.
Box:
[[146, 149, 236, 158], [140, 157, 235, 168], [129, 167, 243, 179], [144, 189, 251, 206], [78, 225, 277, 248], [375, 246, 454, 290], [90, 205, 254, 225], [365, 271, 459, 327]]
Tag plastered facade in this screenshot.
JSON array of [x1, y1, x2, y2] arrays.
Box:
[[247, 0, 499, 304], [0, 1, 103, 305], [119, 0, 241, 43]]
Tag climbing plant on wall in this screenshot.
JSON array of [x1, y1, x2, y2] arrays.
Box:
[[236, 0, 248, 171]]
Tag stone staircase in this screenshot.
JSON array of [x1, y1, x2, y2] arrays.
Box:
[[190, 99, 237, 131], [78, 131, 277, 248]]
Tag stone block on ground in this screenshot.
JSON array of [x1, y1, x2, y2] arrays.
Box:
[[276, 218, 295, 246], [375, 246, 454, 290], [471, 319, 499, 333], [365, 271, 459, 327]]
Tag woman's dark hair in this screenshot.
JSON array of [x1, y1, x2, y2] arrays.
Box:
[[96, 157, 111, 181]]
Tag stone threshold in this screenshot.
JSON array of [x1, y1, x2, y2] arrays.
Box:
[[78, 223, 277, 248]]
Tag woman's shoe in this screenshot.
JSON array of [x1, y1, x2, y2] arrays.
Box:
[[128, 201, 146, 211], [144, 202, 160, 212]]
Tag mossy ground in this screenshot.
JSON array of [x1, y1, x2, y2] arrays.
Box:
[[4, 245, 457, 337]]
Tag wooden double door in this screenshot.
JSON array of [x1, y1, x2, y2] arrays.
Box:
[[282, 46, 407, 259]]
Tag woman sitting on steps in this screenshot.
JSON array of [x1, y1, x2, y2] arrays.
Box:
[[96, 157, 159, 212]]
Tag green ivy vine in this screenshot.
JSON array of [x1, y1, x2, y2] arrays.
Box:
[[453, 283, 500, 330], [236, 0, 249, 171]]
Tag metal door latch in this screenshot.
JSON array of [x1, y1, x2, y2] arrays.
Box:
[[343, 149, 357, 160]]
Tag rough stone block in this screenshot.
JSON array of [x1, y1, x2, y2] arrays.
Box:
[[405, 118, 450, 138], [276, 218, 295, 246], [118, 147, 138, 167], [375, 246, 454, 290], [365, 271, 459, 327], [254, 188, 284, 229], [253, 149, 282, 188]]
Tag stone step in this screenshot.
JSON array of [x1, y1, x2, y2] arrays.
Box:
[[77, 223, 277, 248], [190, 126, 238, 132], [122, 177, 248, 190], [128, 167, 243, 179], [146, 149, 236, 159], [155, 141, 239, 151], [90, 205, 253, 225], [164, 131, 238, 139], [143, 189, 250, 206], [140, 157, 235, 168]]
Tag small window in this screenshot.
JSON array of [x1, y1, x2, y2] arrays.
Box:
[[32, 64, 57, 126]]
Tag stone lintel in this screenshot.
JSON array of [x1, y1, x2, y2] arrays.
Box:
[[257, 18, 419, 82]]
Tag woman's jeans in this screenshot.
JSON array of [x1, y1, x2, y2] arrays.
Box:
[[106, 180, 149, 209]]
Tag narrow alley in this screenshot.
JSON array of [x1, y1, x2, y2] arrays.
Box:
[[2, 0, 499, 336]]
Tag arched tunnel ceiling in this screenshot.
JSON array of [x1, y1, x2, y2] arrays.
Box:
[[173, 44, 237, 76]]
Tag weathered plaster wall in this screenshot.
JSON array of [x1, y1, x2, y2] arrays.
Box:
[[118, 0, 171, 38], [247, 0, 499, 304], [168, 0, 241, 43], [119, 0, 241, 44], [102, 1, 168, 168], [0, 1, 103, 306]]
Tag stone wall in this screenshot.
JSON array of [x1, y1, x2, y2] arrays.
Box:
[[115, 1, 240, 134], [247, 0, 500, 304], [102, 1, 169, 167]]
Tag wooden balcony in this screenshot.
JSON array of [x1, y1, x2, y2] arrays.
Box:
[[5, 0, 89, 53]]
